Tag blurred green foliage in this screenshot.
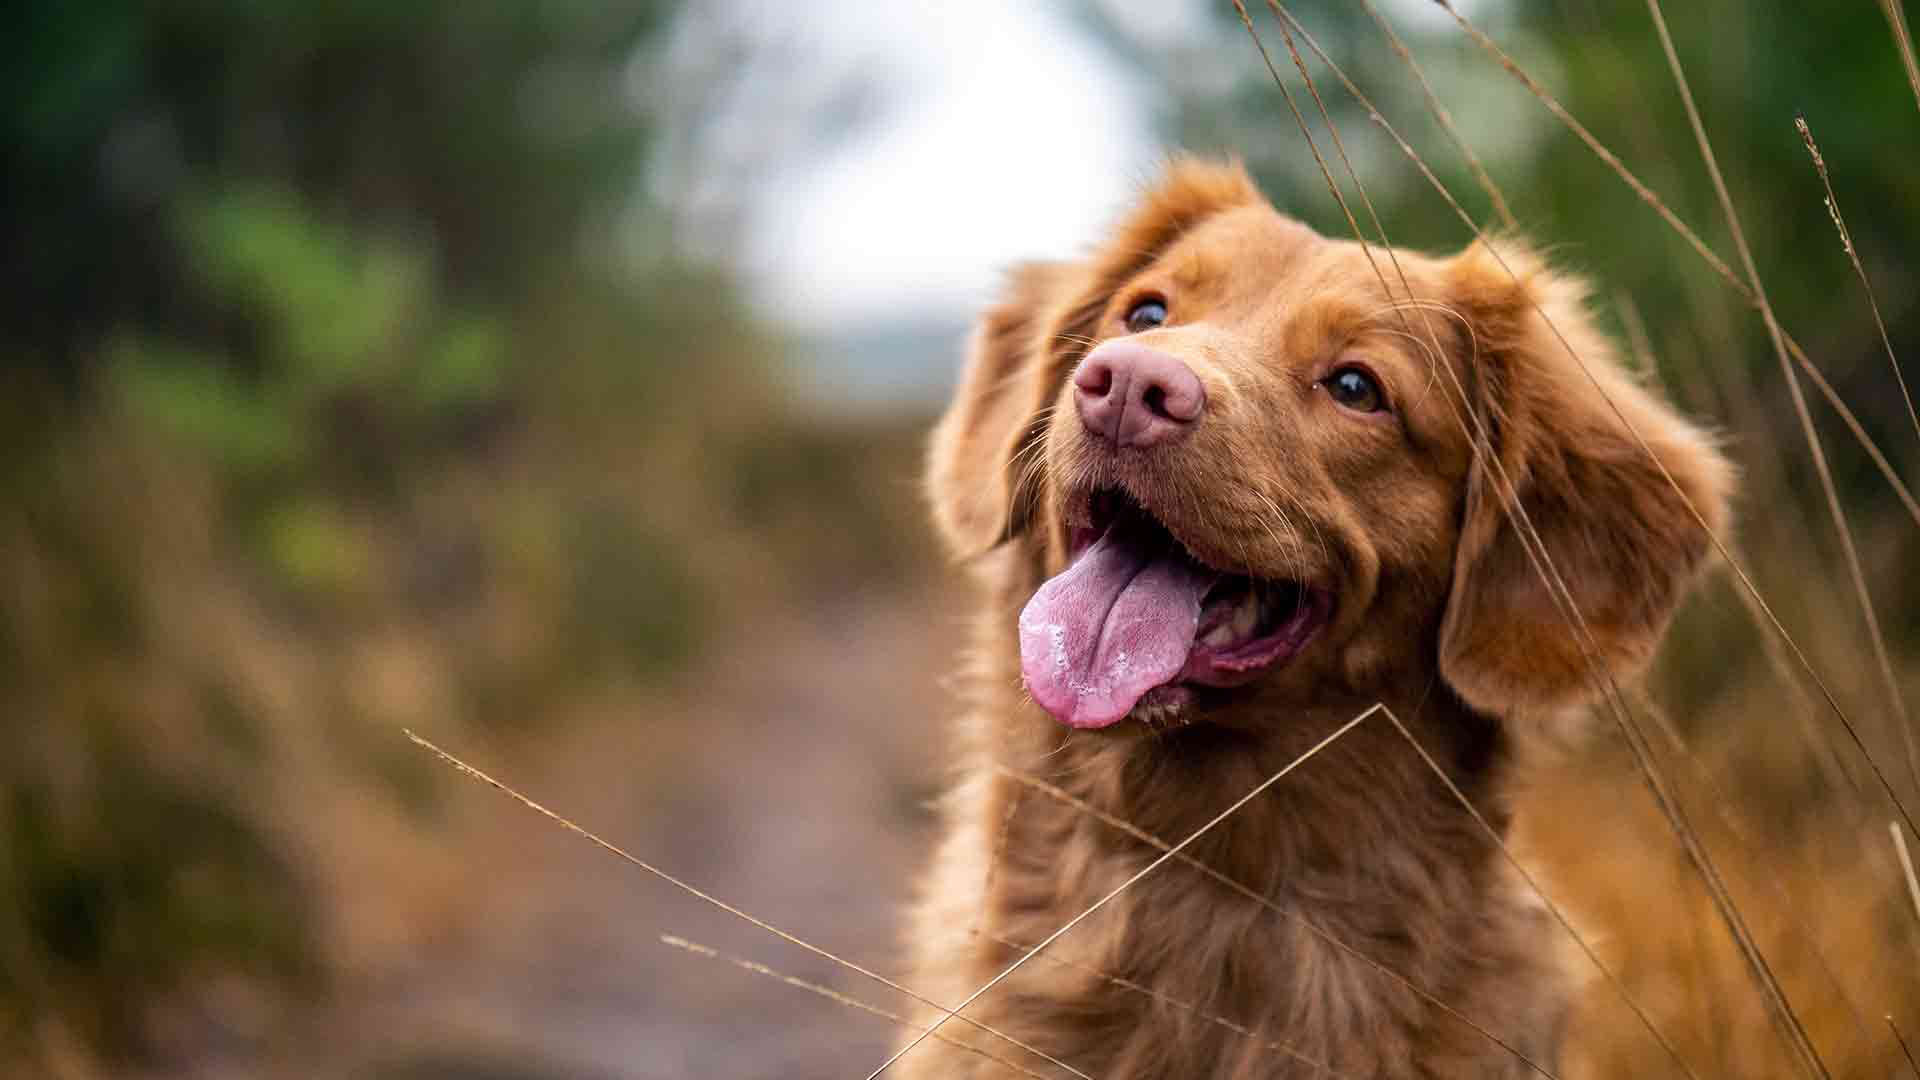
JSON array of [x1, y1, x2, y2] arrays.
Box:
[[1, 744, 314, 1056], [110, 187, 511, 593], [4, 0, 676, 380], [0, 0, 805, 1068]]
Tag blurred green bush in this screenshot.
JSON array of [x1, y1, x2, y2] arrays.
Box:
[[0, 0, 887, 1069]]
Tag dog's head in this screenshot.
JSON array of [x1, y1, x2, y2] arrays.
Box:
[[929, 159, 1731, 733]]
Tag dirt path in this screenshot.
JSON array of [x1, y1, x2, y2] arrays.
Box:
[[316, 586, 961, 1079]]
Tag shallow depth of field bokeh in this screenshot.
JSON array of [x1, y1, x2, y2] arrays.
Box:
[[5, 1, 1920, 1077]]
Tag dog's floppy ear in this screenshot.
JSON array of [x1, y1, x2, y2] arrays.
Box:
[[926, 158, 1265, 558], [926, 260, 1077, 556], [1437, 241, 1734, 718]]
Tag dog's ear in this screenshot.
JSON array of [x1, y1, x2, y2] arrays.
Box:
[[926, 158, 1264, 558], [1437, 240, 1734, 718], [926, 260, 1078, 556]]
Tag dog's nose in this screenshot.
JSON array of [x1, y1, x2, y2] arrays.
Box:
[[1073, 342, 1205, 448]]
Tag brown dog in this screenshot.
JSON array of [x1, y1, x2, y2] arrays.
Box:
[[899, 159, 1732, 1078]]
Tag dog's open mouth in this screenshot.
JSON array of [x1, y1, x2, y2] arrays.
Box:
[[1017, 489, 1332, 729]]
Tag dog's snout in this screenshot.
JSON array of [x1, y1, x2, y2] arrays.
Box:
[[1073, 342, 1205, 448]]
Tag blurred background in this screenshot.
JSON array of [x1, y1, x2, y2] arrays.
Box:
[[5, 0, 1920, 1076]]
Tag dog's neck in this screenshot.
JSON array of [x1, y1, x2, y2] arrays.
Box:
[[992, 670, 1508, 898]]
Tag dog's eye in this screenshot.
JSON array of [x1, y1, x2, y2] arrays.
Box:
[[1123, 298, 1168, 334], [1323, 366, 1386, 413]]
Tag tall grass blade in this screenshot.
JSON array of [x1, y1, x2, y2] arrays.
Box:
[[402, 730, 1092, 1080], [1356, 0, 1516, 230], [657, 935, 1058, 1080], [1890, 1014, 1920, 1076], [1645, 0, 1910, 903], [1895, 822, 1920, 928], [1793, 115, 1920, 450], [1880, 0, 1920, 114]]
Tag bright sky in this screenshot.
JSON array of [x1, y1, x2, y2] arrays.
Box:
[[722, 1, 1175, 332], [696, 0, 1491, 336]]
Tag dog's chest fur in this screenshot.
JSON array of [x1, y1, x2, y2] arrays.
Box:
[[898, 634, 1571, 1080]]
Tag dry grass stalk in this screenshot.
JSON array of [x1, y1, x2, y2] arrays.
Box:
[[1891, 1014, 1920, 1075], [1615, 294, 1856, 793], [865, 705, 1381, 1079], [1792, 111, 1920, 797], [1375, 704, 1704, 1080], [1430, 1, 1737, 286], [1628, 692, 1884, 1054], [400, 730, 1091, 1080], [1881, 0, 1920, 114], [1355, 0, 1516, 230], [1643, 0, 1911, 913], [1793, 114, 1920, 449], [1785, 335, 1920, 528], [1896, 823, 1920, 929], [1596, 4, 1860, 1072], [656, 935, 1058, 1080]]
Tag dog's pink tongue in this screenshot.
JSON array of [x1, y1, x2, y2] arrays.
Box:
[[1018, 526, 1214, 729]]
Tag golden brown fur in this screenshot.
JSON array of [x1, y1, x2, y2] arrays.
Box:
[[904, 159, 1732, 1078]]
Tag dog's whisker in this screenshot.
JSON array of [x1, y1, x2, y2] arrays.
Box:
[[1372, 327, 1449, 412], [1246, 491, 1296, 579], [1283, 491, 1333, 578], [1373, 298, 1469, 330], [866, 704, 1382, 1079], [1039, 747, 1128, 782], [404, 731, 1094, 1080], [1249, 489, 1318, 591], [1009, 429, 1053, 472], [1032, 732, 1075, 762]]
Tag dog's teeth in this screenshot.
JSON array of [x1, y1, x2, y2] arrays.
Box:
[[1230, 592, 1260, 639], [1200, 588, 1263, 648]]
